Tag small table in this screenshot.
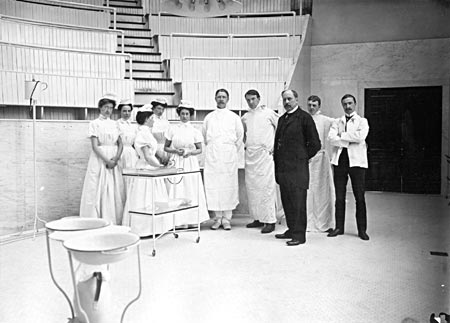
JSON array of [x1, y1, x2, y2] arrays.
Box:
[[123, 168, 201, 256]]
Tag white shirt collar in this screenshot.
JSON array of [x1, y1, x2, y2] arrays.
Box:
[[249, 104, 266, 112], [287, 105, 299, 114]]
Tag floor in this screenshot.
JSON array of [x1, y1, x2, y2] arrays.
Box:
[[0, 192, 449, 323]]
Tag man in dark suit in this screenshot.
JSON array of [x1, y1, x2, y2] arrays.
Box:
[[273, 89, 321, 246]]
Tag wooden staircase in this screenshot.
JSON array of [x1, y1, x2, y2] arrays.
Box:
[[107, 0, 177, 111]]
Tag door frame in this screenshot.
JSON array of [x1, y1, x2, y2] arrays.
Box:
[[356, 78, 450, 195]]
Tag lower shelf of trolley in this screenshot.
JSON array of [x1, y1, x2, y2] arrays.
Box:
[[129, 204, 199, 216]]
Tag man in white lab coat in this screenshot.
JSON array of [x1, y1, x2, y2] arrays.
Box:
[[327, 94, 370, 241], [306, 95, 335, 232], [203, 89, 244, 230], [241, 89, 279, 234]]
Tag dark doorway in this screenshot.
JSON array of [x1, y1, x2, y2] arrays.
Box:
[[364, 86, 442, 194]]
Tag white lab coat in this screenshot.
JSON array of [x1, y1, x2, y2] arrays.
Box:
[[242, 105, 278, 224], [307, 112, 335, 232], [328, 113, 369, 168], [202, 108, 244, 211]]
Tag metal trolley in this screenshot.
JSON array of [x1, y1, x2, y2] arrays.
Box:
[[45, 218, 142, 323], [123, 168, 202, 257]]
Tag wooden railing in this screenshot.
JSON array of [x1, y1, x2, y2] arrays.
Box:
[[1, 0, 116, 29], [0, 15, 124, 53], [179, 57, 285, 111], [151, 11, 301, 36], [0, 41, 132, 79], [145, 0, 292, 14], [160, 32, 297, 59], [0, 71, 133, 107]]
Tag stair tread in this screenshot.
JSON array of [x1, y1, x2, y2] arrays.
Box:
[[116, 13, 143, 16], [120, 35, 153, 39], [130, 60, 162, 64], [114, 21, 145, 24], [135, 91, 175, 94], [110, 27, 151, 31], [123, 44, 155, 48], [128, 69, 164, 72], [132, 77, 172, 81], [109, 5, 143, 8], [117, 51, 161, 55]]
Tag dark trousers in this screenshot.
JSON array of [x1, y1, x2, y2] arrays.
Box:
[[279, 181, 307, 241], [333, 149, 367, 233]]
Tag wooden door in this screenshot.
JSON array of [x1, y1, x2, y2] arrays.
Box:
[[364, 86, 442, 194]]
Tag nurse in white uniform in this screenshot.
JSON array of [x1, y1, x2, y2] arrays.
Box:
[[116, 99, 138, 170], [164, 100, 210, 229], [150, 97, 171, 165], [122, 106, 173, 236], [79, 93, 125, 225]]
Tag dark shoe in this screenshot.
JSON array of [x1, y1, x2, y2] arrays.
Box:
[[358, 232, 370, 241], [275, 232, 292, 239], [286, 239, 305, 246], [246, 220, 264, 228], [327, 228, 344, 237], [261, 223, 275, 234]]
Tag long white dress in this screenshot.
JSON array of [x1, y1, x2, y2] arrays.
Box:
[[202, 108, 244, 211], [241, 105, 279, 224], [307, 112, 335, 232], [165, 122, 210, 225], [122, 126, 173, 236], [117, 118, 138, 169], [79, 115, 125, 225], [152, 115, 170, 161]]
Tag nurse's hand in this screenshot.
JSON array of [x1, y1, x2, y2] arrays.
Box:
[[106, 159, 116, 169]]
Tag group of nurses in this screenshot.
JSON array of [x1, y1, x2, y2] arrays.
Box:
[[79, 94, 209, 236]]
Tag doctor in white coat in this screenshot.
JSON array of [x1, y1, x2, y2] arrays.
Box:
[[203, 89, 244, 230], [241, 89, 279, 234], [327, 94, 370, 241]]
